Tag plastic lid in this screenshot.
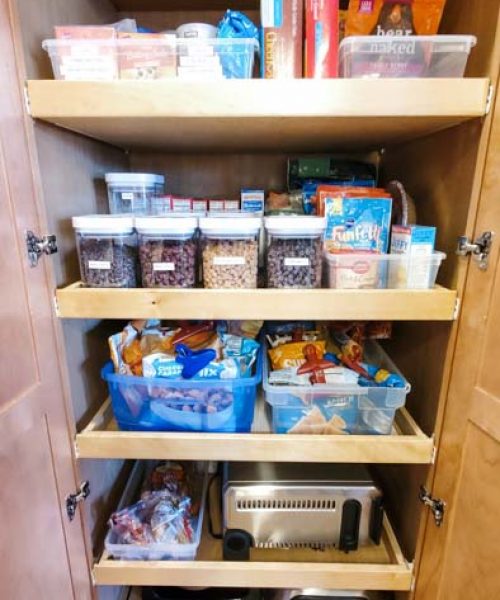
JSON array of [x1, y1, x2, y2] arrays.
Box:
[[339, 34, 477, 51], [105, 172, 165, 186], [135, 216, 197, 234], [72, 215, 134, 233], [264, 216, 326, 235], [199, 216, 261, 235]]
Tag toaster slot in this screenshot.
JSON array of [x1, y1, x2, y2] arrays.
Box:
[[338, 499, 361, 552]]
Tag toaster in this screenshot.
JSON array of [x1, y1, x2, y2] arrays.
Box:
[[222, 463, 384, 560]]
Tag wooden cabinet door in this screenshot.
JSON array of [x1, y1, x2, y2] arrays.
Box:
[[415, 84, 500, 598], [0, 1, 93, 599]]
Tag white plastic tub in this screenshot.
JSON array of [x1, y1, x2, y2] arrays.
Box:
[[105, 173, 165, 215], [324, 251, 446, 289], [105, 461, 208, 560], [43, 37, 258, 80], [199, 216, 261, 288], [264, 341, 411, 436], [339, 35, 477, 78]]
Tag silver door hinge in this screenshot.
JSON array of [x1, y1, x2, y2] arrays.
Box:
[[486, 83, 494, 115], [419, 485, 445, 527], [453, 297, 461, 320], [26, 230, 58, 267], [66, 481, 90, 522], [23, 84, 32, 116], [456, 231, 494, 270]]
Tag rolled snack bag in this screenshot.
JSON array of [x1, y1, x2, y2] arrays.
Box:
[[217, 10, 259, 78], [358, 363, 406, 388]]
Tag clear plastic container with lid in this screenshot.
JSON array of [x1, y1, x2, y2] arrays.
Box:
[[199, 216, 261, 289], [136, 216, 198, 288], [265, 216, 326, 289], [105, 173, 165, 215], [72, 215, 137, 288]]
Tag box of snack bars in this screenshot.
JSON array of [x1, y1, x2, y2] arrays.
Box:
[[117, 33, 177, 80], [261, 0, 304, 78], [389, 224, 436, 287], [305, 0, 339, 77]]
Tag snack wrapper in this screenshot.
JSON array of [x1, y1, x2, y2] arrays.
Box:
[[268, 340, 326, 370]]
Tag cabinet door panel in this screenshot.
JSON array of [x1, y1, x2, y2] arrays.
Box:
[[416, 78, 500, 600], [0, 0, 93, 597]]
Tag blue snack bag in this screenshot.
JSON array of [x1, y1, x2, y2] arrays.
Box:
[[217, 10, 259, 78]]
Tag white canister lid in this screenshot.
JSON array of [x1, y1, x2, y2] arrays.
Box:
[[199, 216, 261, 236], [105, 173, 165, 186], [176, 23, 217, 39], [135, 216, 198, 235], [72, 215, 135, 233], [264, 216, 326, 235]]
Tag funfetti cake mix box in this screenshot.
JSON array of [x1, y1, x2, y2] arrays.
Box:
[[319, 187, 392, 254]]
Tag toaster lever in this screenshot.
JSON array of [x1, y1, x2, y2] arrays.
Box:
[[339, 499, 361, 553]]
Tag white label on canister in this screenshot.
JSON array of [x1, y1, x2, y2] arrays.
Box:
[[121, 192, 135, 200], [213, 256, 245, 266], [153, 262, 175, 271], [88, 260, 111, 270], [284, 257, 310, 267]]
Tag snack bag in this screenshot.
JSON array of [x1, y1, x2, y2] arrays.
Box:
[[346, 0, 446, 37], [269, 340, 326, 370]]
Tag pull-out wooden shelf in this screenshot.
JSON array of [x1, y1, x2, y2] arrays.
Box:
[[76, 398, 434, 464], [94, 515, 412, 590], [57, 282, 457, 320], [27, 79, 489, 151]]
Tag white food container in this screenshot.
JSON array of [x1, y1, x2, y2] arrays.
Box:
[[72, 215, 137, 288], [324, 251, 446, 289], [199, 216, 261, 289], [105, 173, 165, 215], [339, 35, 477, 78]]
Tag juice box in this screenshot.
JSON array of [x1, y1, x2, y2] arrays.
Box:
[[241, 189, 265, 214]]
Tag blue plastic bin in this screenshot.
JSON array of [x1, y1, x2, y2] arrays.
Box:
[[263, 342, 410, 435], [102, 348, 261, 432]]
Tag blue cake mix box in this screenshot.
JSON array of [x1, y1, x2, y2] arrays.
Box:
[[322, 194, 392, 253]]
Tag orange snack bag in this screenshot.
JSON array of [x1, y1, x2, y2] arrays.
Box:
[[317, 185, 390, 216], [269, 340, 326, 370], [346, 0, 446, 37]]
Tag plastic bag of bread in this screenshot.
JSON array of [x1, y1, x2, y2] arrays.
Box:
[[346, 0, 446, 37]]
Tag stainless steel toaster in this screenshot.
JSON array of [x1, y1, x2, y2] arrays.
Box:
[[222, 463, 383, 560]]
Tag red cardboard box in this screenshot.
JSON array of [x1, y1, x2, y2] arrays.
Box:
[[305, 0, 339, 78]]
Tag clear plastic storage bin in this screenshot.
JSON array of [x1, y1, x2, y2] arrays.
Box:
[[200, 216, 261, 289], [339, 35, 477, 78], [136, 216, 198, 288], [324, 251, 446, 289], [105, 461, 208, 560], [73, 215, 137, 288], [105, 173, 164, 215], [102, 348, 262, 432], [265, 216, 326, 289], [43, 37, 258, 80], [264, 342, 410, 435]]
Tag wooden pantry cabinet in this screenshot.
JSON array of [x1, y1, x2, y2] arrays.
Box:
[[1, 0, 500, 599]]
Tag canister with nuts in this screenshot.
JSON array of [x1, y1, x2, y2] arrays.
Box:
[[199, 215, 261, 289], [136, 215, 198, 288], [265, 216, 326, 289], [73, 215, 138, 288]]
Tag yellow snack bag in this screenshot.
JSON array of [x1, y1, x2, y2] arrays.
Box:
[[269, 340, 326, 370]]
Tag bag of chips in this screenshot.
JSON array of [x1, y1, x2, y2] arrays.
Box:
[[346, 0, 446, 37]]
